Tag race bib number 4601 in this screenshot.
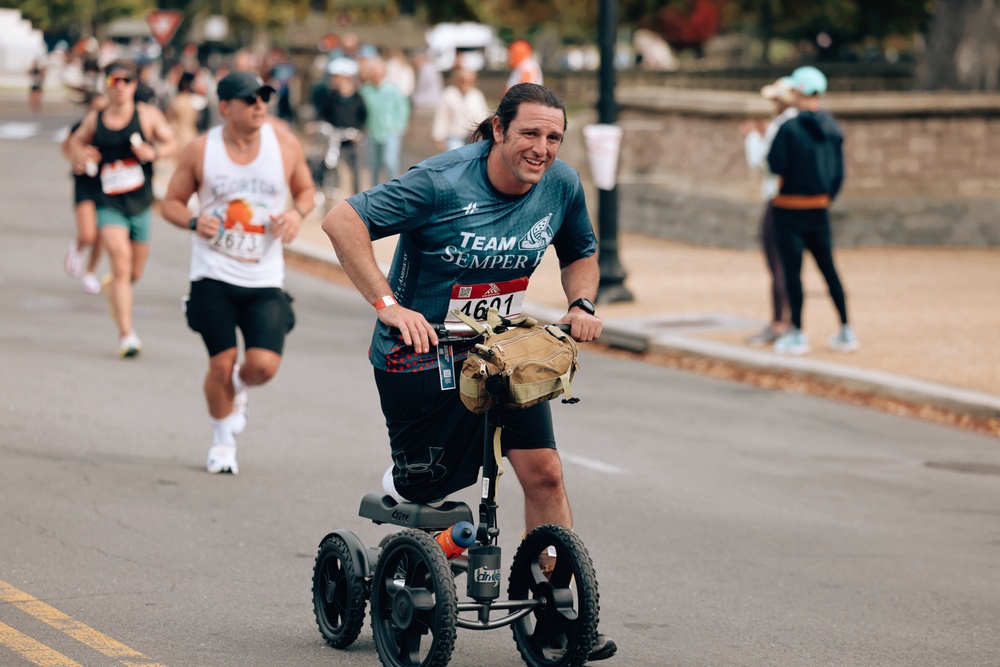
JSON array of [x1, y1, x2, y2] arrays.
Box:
[[445, 277, 529, 322]]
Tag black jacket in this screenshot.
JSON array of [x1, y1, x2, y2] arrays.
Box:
[[316, 89, 367, 138], [767, 109, 844, 200]]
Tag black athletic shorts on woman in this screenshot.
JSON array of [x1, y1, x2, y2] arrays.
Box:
[[185, 277, 295, 357], [374, 366, 556, 504]]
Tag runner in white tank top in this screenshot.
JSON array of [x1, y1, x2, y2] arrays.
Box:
[[192, 123, 288, 288], [161, 71, 315, 476]]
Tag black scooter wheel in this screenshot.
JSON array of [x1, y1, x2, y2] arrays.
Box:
[[313, 534, 368, 649], [370, 529, 458, 667], [508, 524, 600, 667]]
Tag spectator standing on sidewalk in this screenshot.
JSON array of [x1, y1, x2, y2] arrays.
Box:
[[28, 57, 46, 114], [161, 71, 315, 475], [65, 60, 178, 357], [359, 57, 410, 185], [432, 67, 491, 152], [767, 66, 858, 355], [739, 77, 798, 346]]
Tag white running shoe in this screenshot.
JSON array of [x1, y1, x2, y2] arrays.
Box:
[[82, 273, 101, 295], [64, 242, 83, 277], [828, 325, 860, 352], [773, 328, 810, 356], [118, 331, 141, 358], [206, 444, 238, 475], [231, 364, 248, 435]]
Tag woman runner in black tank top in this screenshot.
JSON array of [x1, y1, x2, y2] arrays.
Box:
[[93, 109, 154, 216]]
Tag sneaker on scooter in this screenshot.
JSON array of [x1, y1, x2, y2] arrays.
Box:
[[206, 444, 238, 475]]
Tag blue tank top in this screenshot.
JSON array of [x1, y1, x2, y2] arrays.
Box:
[[347, 141, 596, 372]]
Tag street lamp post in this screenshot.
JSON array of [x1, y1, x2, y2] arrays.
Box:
[[595, 0, 633, 303]]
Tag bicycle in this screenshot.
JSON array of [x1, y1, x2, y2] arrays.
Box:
[[303, 120, 362, 213], [312, 320, 602, 667]]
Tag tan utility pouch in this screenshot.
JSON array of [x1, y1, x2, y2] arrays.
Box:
[[455, 308, 579, 414]]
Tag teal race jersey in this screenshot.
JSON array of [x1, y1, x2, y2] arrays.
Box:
[[347, 140, 597, 372]]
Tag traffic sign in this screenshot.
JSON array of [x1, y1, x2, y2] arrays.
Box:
[[146, 10, 184, 46]]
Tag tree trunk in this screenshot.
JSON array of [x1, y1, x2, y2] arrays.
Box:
[[914, 0, 1000, 90]]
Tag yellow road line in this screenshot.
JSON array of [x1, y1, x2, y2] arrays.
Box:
[[0, 581, 166, 667], [0, 621, 81, 667]]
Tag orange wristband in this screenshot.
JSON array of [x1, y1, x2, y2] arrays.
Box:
[[373, 295, 396, 311]]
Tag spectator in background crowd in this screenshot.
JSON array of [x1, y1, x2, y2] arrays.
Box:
[[410, 51, 443, 110], [767, 65, 858, 356], [384, 47, 415, 100], [359, 58, 410, 185], [316, 58, 367, 197], [28, 57, 46, 114], [432, 68, 490, 152], [134, 60, 158, 106], [167, 71, 204, 151], [739, 77, 798, 347], [503, 39, 543, 94]]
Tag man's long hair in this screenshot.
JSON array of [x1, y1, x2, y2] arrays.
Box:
[[469, 83, 567, 145]]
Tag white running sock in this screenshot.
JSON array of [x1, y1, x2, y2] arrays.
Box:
[[232, 364, 246, 395], [211, 415, 239, 445]]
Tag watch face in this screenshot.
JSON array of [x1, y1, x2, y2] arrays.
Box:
[[572, 298, 595, 315]]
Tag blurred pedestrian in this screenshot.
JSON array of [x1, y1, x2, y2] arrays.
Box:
[[133, 59, 158, 106], [410, 51, 443, 110], [167, 71, 203, 151], [316, 58, 367, 197], [160, 71, 315, 475], [28, 57, 46, 114], [503, 39, 542, 95], [61, 93, 108, 295], [384, 47, 415, 99], [767, 66, 857, 355], [64, 60, 178, 357], [739, 77, 798, 346], [432, 68, 490, 152], [359, 58, 409, 185]]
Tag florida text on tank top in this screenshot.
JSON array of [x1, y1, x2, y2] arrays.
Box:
[[192, 124, 289, 288], [93, 109, 154, 216]]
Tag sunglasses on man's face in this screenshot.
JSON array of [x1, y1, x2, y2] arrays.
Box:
[[239, 90, 273, 105], [106, 75, 134, 87]]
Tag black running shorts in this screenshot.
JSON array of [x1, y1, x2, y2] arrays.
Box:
[[373, 366, 556, 504], [185, 278, 295, 357], [74, 174, 101, 204]]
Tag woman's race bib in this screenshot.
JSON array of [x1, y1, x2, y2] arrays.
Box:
[[445, 277, 529, 323], [100, 159, 145, 195]]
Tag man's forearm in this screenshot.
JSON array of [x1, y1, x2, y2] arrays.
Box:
[[560, 254, 600, 305], [322, 202, 391, 303]]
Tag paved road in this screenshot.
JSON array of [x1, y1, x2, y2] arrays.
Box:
[[3, 120, 1000, 666]]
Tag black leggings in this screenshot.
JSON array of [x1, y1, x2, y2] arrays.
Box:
[[759, 203, 788, 324], [771, 207, 848, 330]]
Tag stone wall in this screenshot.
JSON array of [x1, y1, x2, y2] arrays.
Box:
[[403, 87, 1000, 248], [600, 88, 1000, 248]]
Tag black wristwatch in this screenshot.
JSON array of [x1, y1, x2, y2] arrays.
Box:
[[568, 297, 596, 316]]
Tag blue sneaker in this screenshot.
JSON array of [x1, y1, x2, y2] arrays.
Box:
[[828, 324, 859, 352], [774, 328, 810, 356]]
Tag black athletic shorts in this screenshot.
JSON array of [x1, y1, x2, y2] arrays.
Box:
[[374, 366, 556, 504], [74, 174, 101, 205], [185, 278, 295, 357]]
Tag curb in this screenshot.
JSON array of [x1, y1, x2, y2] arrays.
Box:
[[286, 239, 1000, 420]]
